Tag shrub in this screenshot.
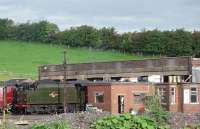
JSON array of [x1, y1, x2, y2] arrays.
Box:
[[144, 95, 169, 126], [91, 113, 167, 129], [30, 121, 70, 129]]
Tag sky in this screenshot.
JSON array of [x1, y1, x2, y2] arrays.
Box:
[[0, 0, 200, 32]]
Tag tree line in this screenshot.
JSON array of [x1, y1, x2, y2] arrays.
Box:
[[0, 18, 200, 57]]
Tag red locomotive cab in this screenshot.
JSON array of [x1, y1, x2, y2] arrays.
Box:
[[0, 87, 3, 111], [6, 86, 15, 105], [0, 86, 15, 111]]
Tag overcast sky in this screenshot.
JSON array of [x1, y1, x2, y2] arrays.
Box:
[[0, 0, 200, 32]]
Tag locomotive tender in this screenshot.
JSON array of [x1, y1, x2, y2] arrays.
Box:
[[0, 79, 87, 114]]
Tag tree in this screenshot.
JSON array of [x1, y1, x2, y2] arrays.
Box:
[[0, 18, 14, 40], [0, 18, 198, 57], [192, 31, 200, 57], [35, 21, 59, 43], [141, 30, 166, 55], [98, 27, 120, 50], [165, 29, 193, 56], [14, 22, 33, 41], [144, 95, 169, 126], [74, 25, 99, 48], [120, 32, 133, 53], [59, 25, 100, 48], [132, 32, 143, 54]]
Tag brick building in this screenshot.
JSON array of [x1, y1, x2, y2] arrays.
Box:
[[87, 82, 154, 114], [86, 82, 200, 114], [156, 83, 200, 113], [38, 56, 200, 114]]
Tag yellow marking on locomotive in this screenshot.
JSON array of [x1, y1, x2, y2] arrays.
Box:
[[49, 91, 58, 98]]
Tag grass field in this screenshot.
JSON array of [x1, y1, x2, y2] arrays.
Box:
[[0, 40, 155, 81]]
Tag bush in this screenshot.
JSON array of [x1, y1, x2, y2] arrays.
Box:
[[91, 113, 167, 129], [144, 95, 169, 126], [30, 121, 70, 129]]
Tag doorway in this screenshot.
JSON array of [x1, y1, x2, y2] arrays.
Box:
[[118, 95, 124, 113]]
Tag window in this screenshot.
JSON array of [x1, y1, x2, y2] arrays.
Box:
[[138, 76, 148, 82], [118, 95, 125, 113], [191, 88, 198, 103], [134, 93, 145, 104], [88, 78, 103, 82], [111, 77, 121, 82], [158, 88, 167, 104], [95, 92, 104, 103], [169, 76, 181, 83], [171, 87, 176, 104]]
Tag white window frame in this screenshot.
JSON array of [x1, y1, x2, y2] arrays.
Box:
[[157, 88, 167, 104], [190, 87, 198, 104]]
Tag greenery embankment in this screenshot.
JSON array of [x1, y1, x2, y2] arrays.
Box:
[[1, 18, 200, 80], [0, 41, 153, 81]]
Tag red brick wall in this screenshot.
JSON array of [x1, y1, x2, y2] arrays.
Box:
[[169, 85, 180, 112], [87, 83, 154, 114], [168, 84, 200, 113], [87, 84, 111, 112], [110, 83, 154, 114], [183, 104, 200, 113], [87, 82, 200, 114], [182, 86, 200, 113]]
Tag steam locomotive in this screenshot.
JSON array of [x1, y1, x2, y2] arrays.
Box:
[[0, 79, 87, 114]]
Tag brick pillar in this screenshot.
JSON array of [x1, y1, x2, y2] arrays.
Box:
[[178, 84, 184, 112], [166, 84, 170, 111]]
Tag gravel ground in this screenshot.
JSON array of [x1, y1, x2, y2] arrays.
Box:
[[0, 112, 110, 129], [61, 112, 110, 129], [2, 112, 200, 129]]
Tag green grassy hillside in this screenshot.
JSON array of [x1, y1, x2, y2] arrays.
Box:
[[0, 41, 155, 81]]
